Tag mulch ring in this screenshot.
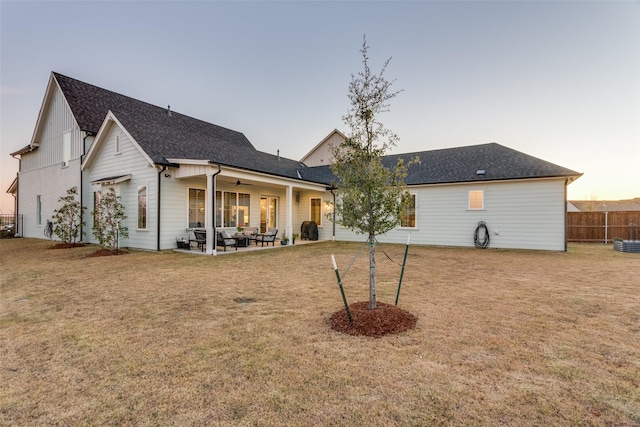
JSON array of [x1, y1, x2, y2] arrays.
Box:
[[87, 249, 128, 257], [329, 301, 417, 337], [49, 243, 86, 249]]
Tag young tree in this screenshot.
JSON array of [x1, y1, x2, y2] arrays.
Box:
[[331, 36, 417, 310], [52, 186, 86, 244], [92, 187, 129, 251]]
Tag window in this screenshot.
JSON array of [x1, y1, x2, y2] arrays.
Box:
[[137, 186, 147, 229], [93, 191, 101, 225], [62, 131, 71, 167], [469, 190, 484, 210], [237, 193, 250, 227], [36, 195, 42, 226], [216, 191, 250, 227], [189, 188, 206, 228], [310, 197, 322, 226], [400, 194, 416, 228], [115, 134, 121, 154]]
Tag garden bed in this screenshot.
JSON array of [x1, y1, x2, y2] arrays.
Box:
[[613, 239, 640, 253]]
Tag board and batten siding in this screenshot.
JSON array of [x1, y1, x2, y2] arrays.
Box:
[[83, 123, 158, 250], [301, 132, 344, 167], [21, 86, 83, 172], [328, 178, 568, 251], [17, 85, 84, 239]]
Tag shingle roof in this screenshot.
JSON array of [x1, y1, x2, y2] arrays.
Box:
[[54, 72, 580, 187], [299, 143, 581, 186], [569, 198, 640, 212], [54, 72, 305, 179]]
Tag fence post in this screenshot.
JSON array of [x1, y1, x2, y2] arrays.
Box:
[[604, 211, 608, 243]]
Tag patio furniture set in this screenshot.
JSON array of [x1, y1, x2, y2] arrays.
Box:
[[186, 227, 279, 252]]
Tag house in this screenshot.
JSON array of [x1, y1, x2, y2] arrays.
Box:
[[10, 72, 582, 252], [568, 198, 640, 212]]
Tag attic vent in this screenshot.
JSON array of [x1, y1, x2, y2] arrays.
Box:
[[167, 105, 171, 116], [476, 169, 486, 176]]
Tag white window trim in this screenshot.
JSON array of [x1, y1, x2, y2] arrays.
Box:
[[62, 130, 71, 168], [36, 195, 42, 226], [189, 187, 206, 229], [468, 190, 485, 210], [399, 193, 417, 229], [137, 185, 148, 230]]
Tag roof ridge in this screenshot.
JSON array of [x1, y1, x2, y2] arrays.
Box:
[[52, 71, 245, 137]]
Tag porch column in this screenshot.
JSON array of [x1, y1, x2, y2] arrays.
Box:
[[205, 172, 216, 255], [286, 185, 293, 242]]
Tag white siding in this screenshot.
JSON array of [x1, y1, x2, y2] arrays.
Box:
[[18, 159, 81, 239], [325, 178, 568, 251], [301, 132, 344, 166], [18, 85, 84, 239], [83, 123, 158, 250], [22, 88, 82, 172], [292, 190, 333, 240]]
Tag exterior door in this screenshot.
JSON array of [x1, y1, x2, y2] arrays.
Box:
[[260, 197, 277, 233]]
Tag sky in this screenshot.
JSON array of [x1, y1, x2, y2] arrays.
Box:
[[1, 1, 639, 215]]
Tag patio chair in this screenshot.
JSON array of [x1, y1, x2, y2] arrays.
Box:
[[217, 230, 238, 251], [255, 227, 278, 247], [192, 230, 207, 252]]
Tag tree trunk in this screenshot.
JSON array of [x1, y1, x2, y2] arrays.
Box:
[[369, 235, 377, 309]]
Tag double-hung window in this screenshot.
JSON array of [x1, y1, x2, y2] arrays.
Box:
[[400, 193, 416, 228], [137, 186, 147, 229], [62, 131, 71, 167], [215, 191, 250, 228], [36, 195, 42, 226], [189, 188, 206, 228]]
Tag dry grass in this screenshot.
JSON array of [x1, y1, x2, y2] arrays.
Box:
[[1, 238, 638, 426]]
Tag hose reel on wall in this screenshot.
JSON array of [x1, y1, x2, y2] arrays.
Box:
[[474, 221, 490, 249]]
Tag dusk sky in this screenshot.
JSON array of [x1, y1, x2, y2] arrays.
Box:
[[1, 1, 638, 214]]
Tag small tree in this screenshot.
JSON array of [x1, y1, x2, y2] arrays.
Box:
[[52, 186, 86, 244], [331, 36, 417, 310], [92, 187, 129, 251]]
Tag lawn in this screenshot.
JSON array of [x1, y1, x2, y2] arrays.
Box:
[[1, 238, 638, 425]]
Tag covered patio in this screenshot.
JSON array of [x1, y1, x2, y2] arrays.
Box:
[[166, 159, 333, 255]]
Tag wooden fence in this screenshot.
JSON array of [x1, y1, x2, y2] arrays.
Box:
[[568, 211, 640, 243]]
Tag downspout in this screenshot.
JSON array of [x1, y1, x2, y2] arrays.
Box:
[[80, 132, 94, 243], [157, 165, 168, 251]]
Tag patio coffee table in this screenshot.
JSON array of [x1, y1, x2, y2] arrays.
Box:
[[232, 235, 249, 248]]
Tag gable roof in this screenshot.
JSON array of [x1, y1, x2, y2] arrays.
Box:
[[569, 198, 640, 212], [299, 142, 582, 186], [54, 72, 306, 180], [52, 72, 581, 188], [299, 129, 346, 164]]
